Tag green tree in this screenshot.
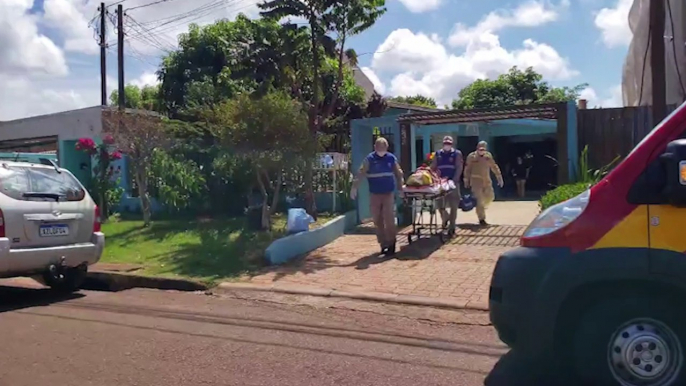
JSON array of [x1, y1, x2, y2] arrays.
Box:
[[214, 91, 316, 230], [259, 0, 386, 216], [109, 84, 163, 112], [451, 66, 588, 109], [388, 95, 437, 108]]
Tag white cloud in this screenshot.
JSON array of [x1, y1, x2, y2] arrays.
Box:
[[594, 0, 632, 48], [579, 85, 623, 108], [0, 0, 68, 77], [130, 71, 160, 88], [0, 74, 105, 120], [43, 0, 104, 55], [397, 0, 444, 14], [373, 29, 578, 105], [448, 1, 565, 47], [360, 67, 386, 94]]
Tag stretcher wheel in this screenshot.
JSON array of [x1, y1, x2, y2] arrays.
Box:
[[407, 234, 413, 245]]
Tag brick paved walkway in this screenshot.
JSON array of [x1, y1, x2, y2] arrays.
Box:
[[241, 224, 526, 309]]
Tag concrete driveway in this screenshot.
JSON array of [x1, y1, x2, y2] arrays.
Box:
[[239, 201, 538, 310]]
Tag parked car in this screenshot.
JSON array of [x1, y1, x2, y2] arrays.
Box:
[[0, 158, 104, 292], [489, 101, 686, 386]]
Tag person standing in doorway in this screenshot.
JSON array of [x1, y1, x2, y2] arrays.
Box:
[[430, 136, 463, 233], [464, 141, 503, 226], [351, 137, 404, 255], [512, 156, 529, 198]]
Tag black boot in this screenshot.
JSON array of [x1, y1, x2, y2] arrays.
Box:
[[479, 219, 488, 226], [386, 243, 396, 256]]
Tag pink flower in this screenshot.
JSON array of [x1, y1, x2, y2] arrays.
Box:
[[110, 151, 122, 160], [76, 138, 97, 155], [103, 135, 115, 145]]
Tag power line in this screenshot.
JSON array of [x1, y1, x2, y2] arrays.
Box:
[[126, 0, 178, 12]]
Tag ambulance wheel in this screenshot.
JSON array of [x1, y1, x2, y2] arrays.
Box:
[[571, 295, 686, 386]]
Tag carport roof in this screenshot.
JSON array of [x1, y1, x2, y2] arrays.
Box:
[[397, 103, 561, 125]]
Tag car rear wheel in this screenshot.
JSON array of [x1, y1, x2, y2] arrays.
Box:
[[572, 295, 686, 386], [42, 264, 87, 293]]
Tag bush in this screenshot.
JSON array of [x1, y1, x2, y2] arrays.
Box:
[[539, 182, 589, 211]]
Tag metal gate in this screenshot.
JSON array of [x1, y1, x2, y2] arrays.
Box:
[[351, 116, 402, 223]]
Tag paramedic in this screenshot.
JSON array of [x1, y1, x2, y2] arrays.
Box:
[[464, 141, 503, 226], [430, 135, 463, 232], [351, 137, 404, 255]]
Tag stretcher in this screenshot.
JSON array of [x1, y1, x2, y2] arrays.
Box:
[[402, 180, 457, 245]]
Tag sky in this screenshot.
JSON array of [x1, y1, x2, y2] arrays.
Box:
[[0, 0, 633, 120]]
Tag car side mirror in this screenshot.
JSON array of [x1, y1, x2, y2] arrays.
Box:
[[661, 139, 686, 207]]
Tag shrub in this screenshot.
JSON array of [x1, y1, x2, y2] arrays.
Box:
[[539, 182, 589, 211]]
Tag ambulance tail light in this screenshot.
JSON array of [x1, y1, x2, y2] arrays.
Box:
[[523, 189, 590, 238]]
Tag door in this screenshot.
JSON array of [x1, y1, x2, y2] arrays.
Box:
[[351, 119, 401, 223]]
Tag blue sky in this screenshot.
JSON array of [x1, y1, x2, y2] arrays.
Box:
[[0, 0, 632, 120]]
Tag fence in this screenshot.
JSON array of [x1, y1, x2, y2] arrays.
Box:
[[577, 105, 677, 170]]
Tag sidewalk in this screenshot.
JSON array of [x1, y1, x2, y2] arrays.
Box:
[[238, 224, 526, 310]]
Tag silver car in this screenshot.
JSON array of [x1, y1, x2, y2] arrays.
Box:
[[0, 159, 105, 291]]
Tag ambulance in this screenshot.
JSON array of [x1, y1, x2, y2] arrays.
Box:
[[489, 102, 686, 386]]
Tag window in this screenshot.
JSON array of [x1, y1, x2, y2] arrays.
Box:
[[0, 166, 85, 202], [627, 126, 686, 205]]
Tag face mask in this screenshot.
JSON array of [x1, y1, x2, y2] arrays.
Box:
[[376, 151, 387, 157], [443, 145, 452, 151]]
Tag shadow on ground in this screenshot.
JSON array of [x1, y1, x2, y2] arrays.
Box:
[[0, 285, 83, 313], [485, 350, 577, 386]]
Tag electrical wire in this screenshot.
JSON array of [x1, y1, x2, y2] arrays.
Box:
[[126, 0, 177, 12], [666, 0, 686, 100]]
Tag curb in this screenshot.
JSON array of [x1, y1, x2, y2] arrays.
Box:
[[216, 282, 489, 311], [84, 271, 208, 292]]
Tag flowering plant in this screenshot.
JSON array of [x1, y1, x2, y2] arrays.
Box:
[[76, 137, 124, 220], [421, 151, 435, 168]]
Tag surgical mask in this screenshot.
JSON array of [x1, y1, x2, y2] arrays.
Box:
[[376, 151, 387, 157], [442, 145, 452, 151]]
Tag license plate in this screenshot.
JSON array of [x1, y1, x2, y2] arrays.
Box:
[[39, 224, 69, 237]]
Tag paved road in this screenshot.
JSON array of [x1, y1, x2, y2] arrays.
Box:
[[0, 281, 566, 386]]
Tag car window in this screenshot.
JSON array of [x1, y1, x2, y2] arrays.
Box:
[[0, 166, 85, 201], [0, 167, 30, 200], [27, 168, 85, 201]]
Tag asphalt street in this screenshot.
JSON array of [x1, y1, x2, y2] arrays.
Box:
[[0, 281, 560, 386]]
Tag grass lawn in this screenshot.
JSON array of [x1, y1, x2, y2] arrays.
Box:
[[100, 213, 335, 285]]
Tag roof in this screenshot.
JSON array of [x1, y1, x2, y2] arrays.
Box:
[[386, 101, 441, 113], [397, 103, 562, 124]]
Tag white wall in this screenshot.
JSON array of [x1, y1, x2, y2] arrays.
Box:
[[0, 106, 102, 142]]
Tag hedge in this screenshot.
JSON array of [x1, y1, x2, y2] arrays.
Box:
[[539, 183, 590, 211]]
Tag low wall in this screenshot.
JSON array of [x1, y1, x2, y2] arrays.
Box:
[[264, 210, 357, 265]]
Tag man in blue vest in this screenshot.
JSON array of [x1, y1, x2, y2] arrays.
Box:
[[351, 137, 404, 255], [430, 135, 463, 233]]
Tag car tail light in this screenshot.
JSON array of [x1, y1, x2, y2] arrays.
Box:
[[93, 205, 101, 232], [0, 208, 5, 237]]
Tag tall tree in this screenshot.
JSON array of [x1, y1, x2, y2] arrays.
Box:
[[213, 91, 315, 230], [388, 95, 437, 108], [102, 110, 170, 226], [451, 66, 588, 110], [259, 0, 386, 216]]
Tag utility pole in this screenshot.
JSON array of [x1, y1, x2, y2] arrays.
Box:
[[116, 4, 125, 110], [99, 2, 107, 106], [650, 0, 667, 125]]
